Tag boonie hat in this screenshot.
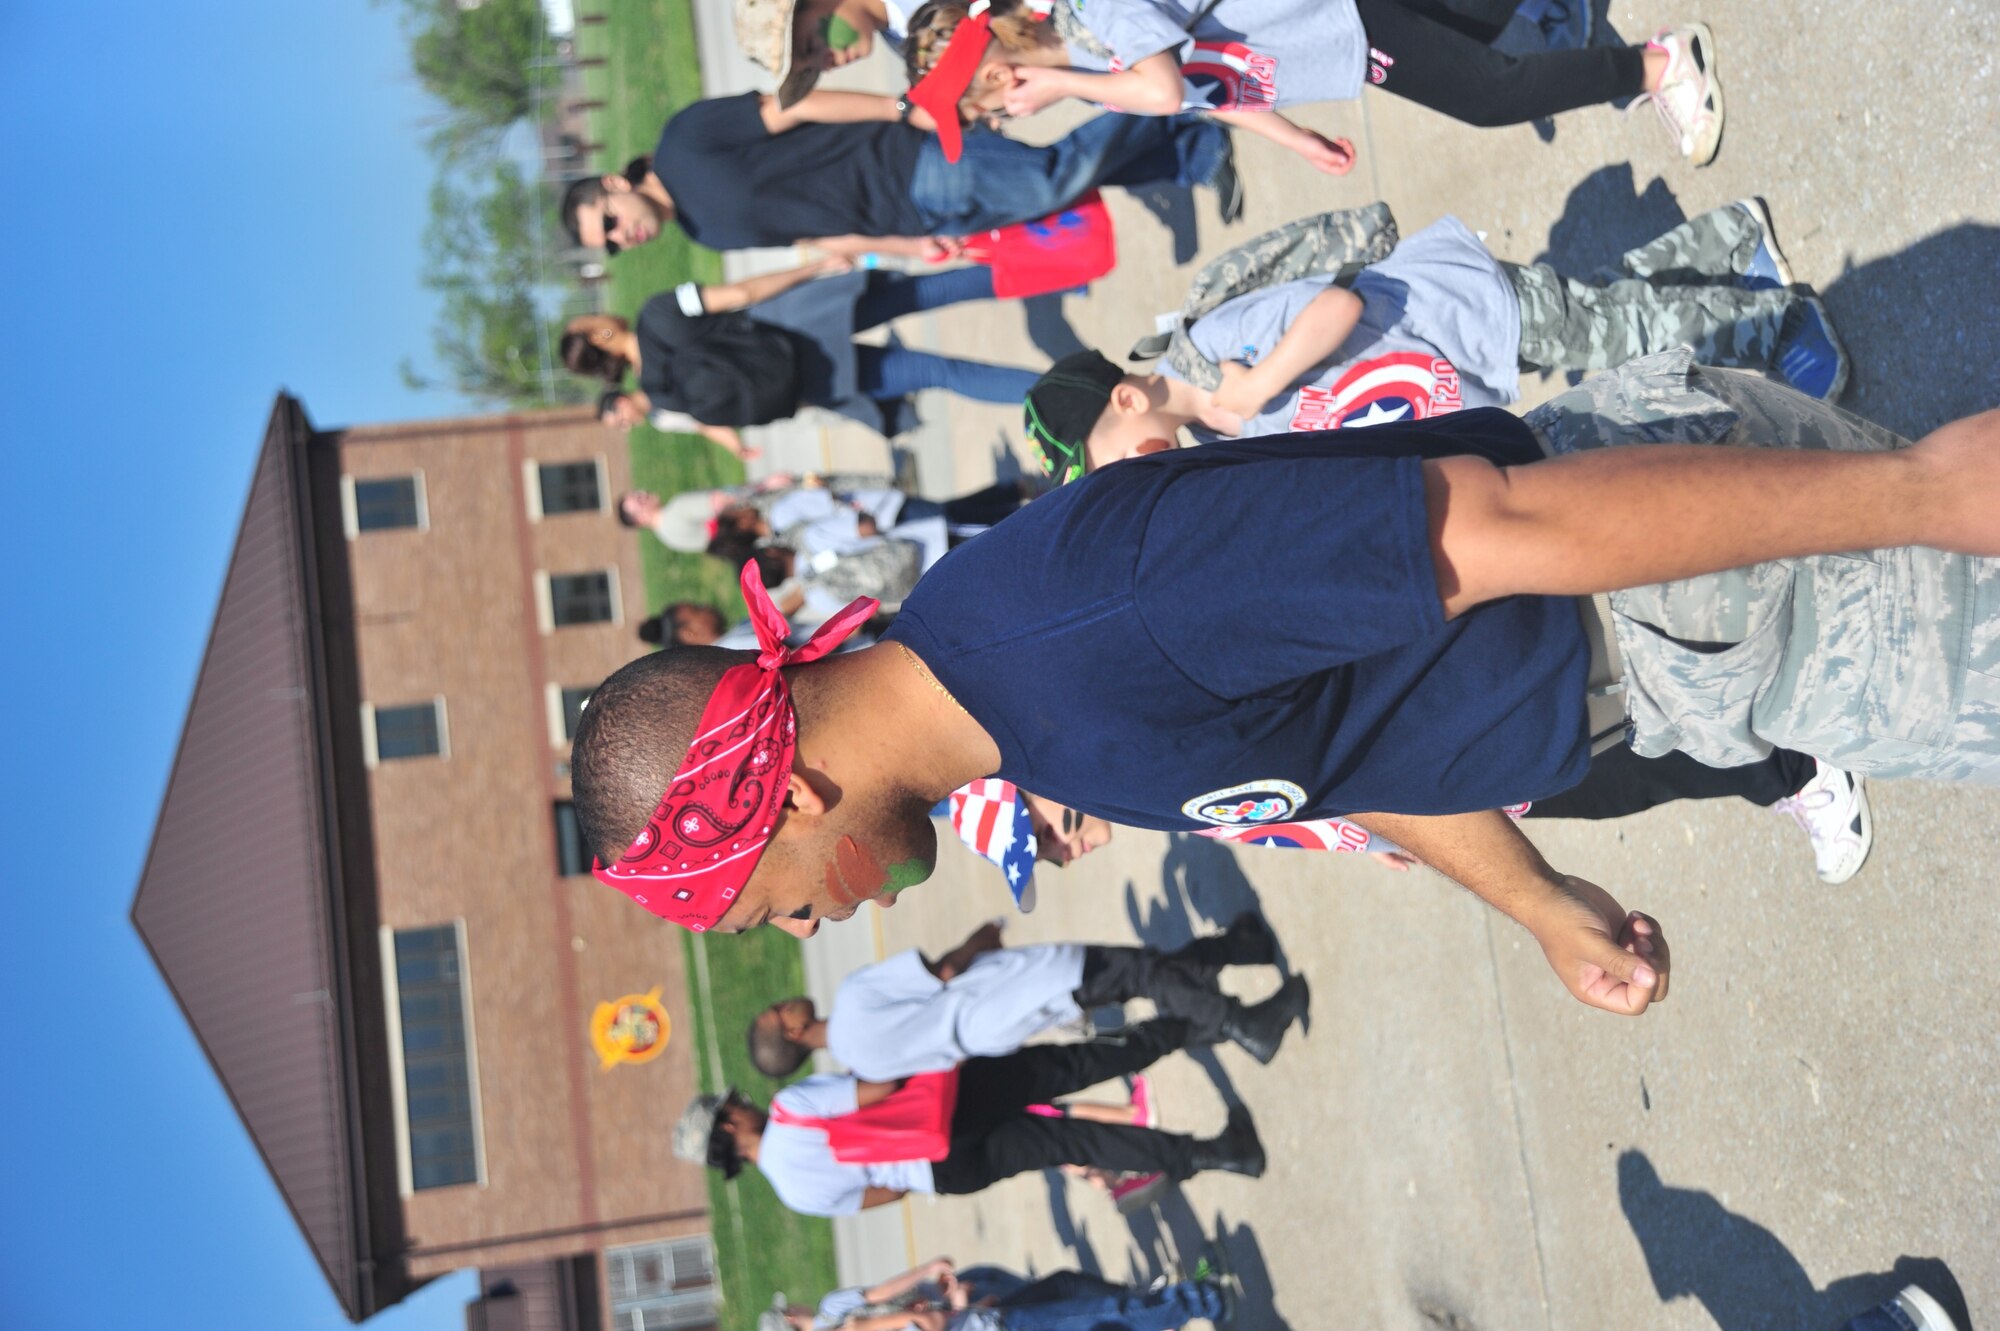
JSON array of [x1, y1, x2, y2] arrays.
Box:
[[735, 0, 821, 108], [671, 1089, 739, 1165], [1022, 350, 1125, 484], [757, 1293, 792, 1331]]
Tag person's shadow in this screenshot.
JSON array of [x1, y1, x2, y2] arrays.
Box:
[[1817, 223, 2000, 440], [1618, 1150, 1974, 1331]]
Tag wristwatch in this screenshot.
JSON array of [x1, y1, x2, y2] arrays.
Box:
[[894, 95, 914, 122]]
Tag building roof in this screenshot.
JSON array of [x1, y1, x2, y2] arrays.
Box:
[[131, 394, 398, 1320]]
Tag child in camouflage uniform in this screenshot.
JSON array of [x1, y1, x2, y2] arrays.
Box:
[[1023, 201, 1847, 481]]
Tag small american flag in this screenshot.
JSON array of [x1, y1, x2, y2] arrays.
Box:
[[945, 779, 1039, 912]]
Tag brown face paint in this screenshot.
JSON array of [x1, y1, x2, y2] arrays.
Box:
[[825, 835, 891, 907]]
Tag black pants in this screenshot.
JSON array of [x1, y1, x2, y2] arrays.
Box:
[[1524, 744, 1815, 821], [1354, 0, 1648, 127], [929, 1019, 1201, 1194], [1073, 945, 1232, 1041]]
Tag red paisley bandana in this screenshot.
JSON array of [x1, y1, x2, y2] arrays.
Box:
[[593, 563, 878, 930]]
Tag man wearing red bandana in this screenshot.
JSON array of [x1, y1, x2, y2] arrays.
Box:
[[571, 376, 2000, 1018]]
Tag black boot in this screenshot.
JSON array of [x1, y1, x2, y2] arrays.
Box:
[[1174, 912, 1279, 970], [1219, 973, 1308, 1066], [1187, 1105, 1266, 1179]]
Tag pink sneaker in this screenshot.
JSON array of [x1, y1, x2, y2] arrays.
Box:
[[1633, 22, 1724, 165], [1129, 1074, 1158, 1129], [1109, 1171, 1168, 1214], [1026, 1103, 1065, 1119]]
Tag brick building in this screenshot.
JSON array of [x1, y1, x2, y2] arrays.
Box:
[[131, 395, 716, 1329]]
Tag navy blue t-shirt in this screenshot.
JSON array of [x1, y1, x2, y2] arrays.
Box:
[[653, 94, 929, 251], [886, 410, 1592, 829]]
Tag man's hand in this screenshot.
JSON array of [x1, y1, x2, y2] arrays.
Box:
[[1526, 875, 1670, 1015]]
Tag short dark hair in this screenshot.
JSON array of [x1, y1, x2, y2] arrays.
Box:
[[636, 613, 667, 646], [561, 331, 628, 384], [598, 387, 628, 419], [559, 155, 654, 245], [708, 1089, 758, 1180], [746, 1004, 812, 1079], [706, 530, 758, 570], [571, 645, 750, 866], [752, 546, 792, 588], [667, 601, 727, 644]]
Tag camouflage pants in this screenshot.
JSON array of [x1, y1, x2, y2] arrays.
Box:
[[1505, 206, 1803, 374], [1525, 348, 2000, 785]]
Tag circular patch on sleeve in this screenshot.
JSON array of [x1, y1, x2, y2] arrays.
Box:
[[1180, 779, 1308, 826]]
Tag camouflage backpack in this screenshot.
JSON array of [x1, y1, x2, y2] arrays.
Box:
[[1129, 203, 1401, 390]]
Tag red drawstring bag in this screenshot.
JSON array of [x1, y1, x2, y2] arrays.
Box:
[[961, 193, 1118, 300], [769, 1069, 961, 1163]]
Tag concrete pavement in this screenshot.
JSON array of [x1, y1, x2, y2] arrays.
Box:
[[676, 0, 2000, 1325]]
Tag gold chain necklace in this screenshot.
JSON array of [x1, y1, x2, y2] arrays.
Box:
[[895, 642, 969, 717]]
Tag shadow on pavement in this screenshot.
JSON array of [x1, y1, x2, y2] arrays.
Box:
[[1618, 1150, 1974, 1331], [1040, 1169, 1106, 1277], [1132, 185, 1202, 265], [1531, 162, 1686, 281], [1022, 292, 1089, 362], [1819, 223, 2000, 440]]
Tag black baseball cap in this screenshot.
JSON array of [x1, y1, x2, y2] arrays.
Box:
[[1023, 351, 1126, 484]]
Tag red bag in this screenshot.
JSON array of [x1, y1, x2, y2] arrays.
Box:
[[769, 1069, 960, 1163], [961, 193, 1118, 299]]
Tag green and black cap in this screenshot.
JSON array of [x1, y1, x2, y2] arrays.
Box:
[[1023, 350, 1126, 484]]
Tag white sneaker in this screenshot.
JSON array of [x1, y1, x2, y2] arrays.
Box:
[[1892, 1285, 1960, 1331], [1634, 22, 1725, 165], [1771, 759, 1872, 884]]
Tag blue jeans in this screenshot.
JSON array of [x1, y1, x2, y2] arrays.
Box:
[[989, 1273, 1224, 1331], [845, 266, 1037, 406], [853, 265, 999, 330], [907, 112, 1230, 235], [855, 344, 1038, 405]]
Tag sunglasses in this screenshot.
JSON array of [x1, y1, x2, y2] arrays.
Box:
[[599, 208, 623, 256], [1022, 397, 1085, 485]]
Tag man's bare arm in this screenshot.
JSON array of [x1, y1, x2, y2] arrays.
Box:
[[1424, 409, 2000, 617], [859, 1186, 908, 1210], [1349, 810, 1669, 1015]]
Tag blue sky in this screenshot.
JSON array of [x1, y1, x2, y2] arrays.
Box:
[[0, 3, 485, 1326]]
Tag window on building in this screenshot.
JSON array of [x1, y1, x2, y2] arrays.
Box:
[[540, 570, 619, 629], [534, 459, 606, 517], [553, 800, 591, 877], [546, 684, 596, 746], [386, 924, 481, 1191], [364, 699, 447, 765], [607, 1236, 717, 1331], [342, 473, 428, 536]]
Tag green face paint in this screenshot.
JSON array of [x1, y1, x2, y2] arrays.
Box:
[[823, 14, 860, 48], [881, 859, 929, 895]]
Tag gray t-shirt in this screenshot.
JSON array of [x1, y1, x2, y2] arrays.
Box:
[[1169, 215, 1523, 442], [760, 1075, 936, 1216], [1065, 0, 1367, 109], [827, 945, 1089, 1081]]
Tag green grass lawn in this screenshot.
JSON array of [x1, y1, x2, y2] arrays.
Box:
[[576, 5, 843, 1322], [577, 0, 742, 618]]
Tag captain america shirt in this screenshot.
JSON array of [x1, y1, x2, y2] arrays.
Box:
[[1064, 0, 1368, 110], [883, 416, 1593, 831], [1166, 216, 1524, 441]]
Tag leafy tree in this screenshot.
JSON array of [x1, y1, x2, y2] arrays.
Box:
[[404, 160, 587, 408], [390, 0, 562, 160]]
